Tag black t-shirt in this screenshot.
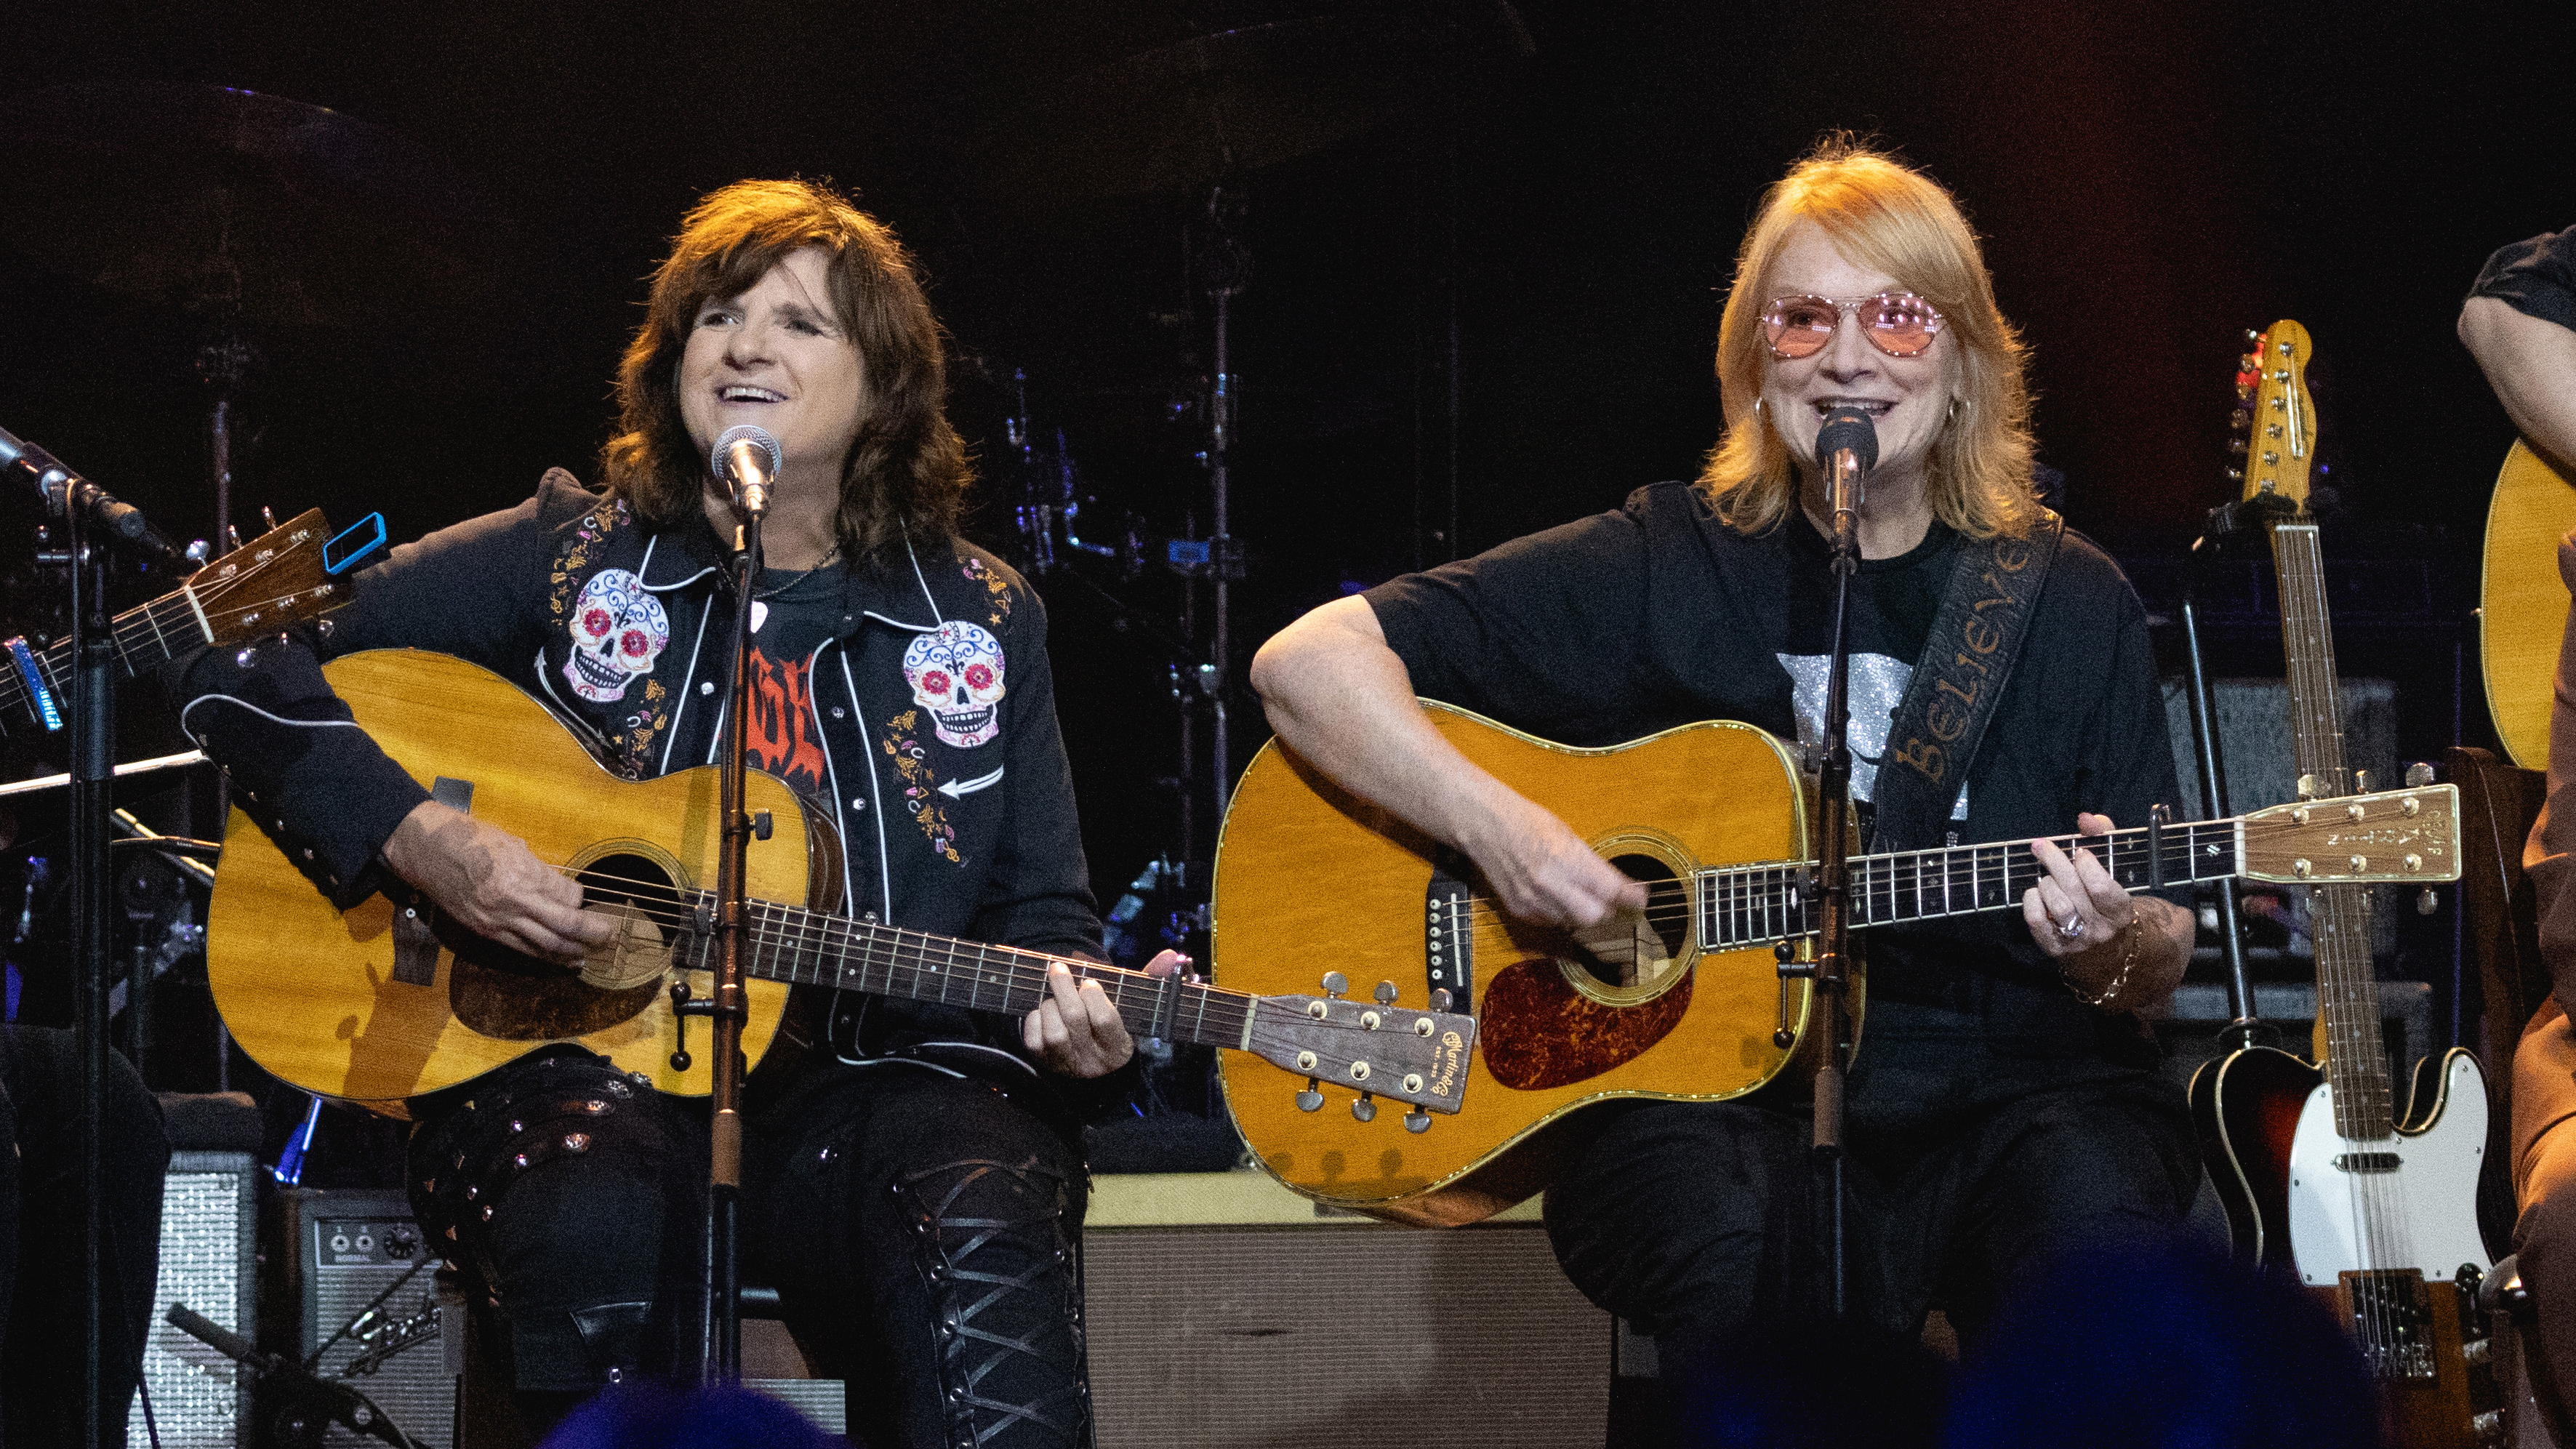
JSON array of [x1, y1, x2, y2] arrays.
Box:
[[1364, 480, 2183, 1062], [737, 562, 849, 802], [2471, 227, 2576, 329]]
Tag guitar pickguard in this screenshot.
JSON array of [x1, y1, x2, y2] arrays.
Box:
[[1477, 955, 1694, 1090]]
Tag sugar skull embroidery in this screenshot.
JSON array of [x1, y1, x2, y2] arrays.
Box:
[[563, 569, 670, 703], [900, 621, 1006, 748]]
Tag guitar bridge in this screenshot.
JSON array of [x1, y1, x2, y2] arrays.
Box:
[[1425, 854, 1476, 1011]]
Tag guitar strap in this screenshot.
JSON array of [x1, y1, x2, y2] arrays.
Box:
[[1871, 507, 2065, 851]]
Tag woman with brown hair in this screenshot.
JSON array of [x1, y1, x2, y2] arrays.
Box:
[[167, 178, 1163, 1446], [1251, 140, 2198, 1432]]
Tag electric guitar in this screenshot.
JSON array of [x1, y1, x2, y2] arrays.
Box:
[[1211, 702, 2461, 1225], [2479, 439, 2576, 771], [2188, 321, 2503, 1447], [2, 508, 344, 738], [201, 649, 1477, 1121]]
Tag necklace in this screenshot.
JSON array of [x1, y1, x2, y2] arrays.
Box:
[[753, 544, 843, 600]]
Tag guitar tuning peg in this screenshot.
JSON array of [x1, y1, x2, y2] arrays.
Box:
[[1404, 1110, 1431, 1134], [2223, 467, 2244, 483], [1373, 980, 1397, 1006], [2239, 353, 2259, 372], [1350, 1093, 1377, 1123], [2404, 761, 2436, 788], [2417, 888, 2439, 916], [1296, 1080, 1323, 1112], [1429, 987, 1453, 1012], [185, 539, 212, 566], [1320, 971, 1348, 999], [261, 505, 278, 532], [2244, 328, 2263, 345], [224, 524, 244, 551]]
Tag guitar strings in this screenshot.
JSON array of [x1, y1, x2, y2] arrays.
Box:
[[537, 861, 1267, 1038], [2276, 521, 2410, 1354]]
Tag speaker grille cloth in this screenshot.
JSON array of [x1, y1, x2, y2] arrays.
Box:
[[129, 1152, 256, 1449], [1086, 1222, 1609, 1447]]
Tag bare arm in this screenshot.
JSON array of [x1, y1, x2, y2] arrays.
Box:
[[2460, 295, 2576, 467], [1248, 595, 1643, 928]]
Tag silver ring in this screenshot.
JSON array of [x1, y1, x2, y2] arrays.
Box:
[[2055, 915, 2085, 942]]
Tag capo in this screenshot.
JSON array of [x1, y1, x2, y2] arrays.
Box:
[[2148, 803, 2170, 891]]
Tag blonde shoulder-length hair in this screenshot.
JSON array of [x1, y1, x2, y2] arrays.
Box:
[[1698, 141, 2039, 540]]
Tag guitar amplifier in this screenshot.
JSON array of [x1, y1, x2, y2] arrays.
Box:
[[1083, 1173, 1611, 1448], [270, 1189, 455, 1449], [129, 1150, 260, 1449]]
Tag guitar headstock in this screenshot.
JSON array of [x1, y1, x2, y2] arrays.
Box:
[[2231, 318, 2317, 507], [2238, 783, 2458, 884], [182, 508, 344, 646], [1245, 989, 1478, 1117]]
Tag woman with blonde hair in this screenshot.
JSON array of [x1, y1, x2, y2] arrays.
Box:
[[1251, 140, 2197, 1432]]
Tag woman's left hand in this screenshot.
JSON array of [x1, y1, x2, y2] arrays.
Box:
[[2021, 811, 2133, 959], [1022, 950, 1189, 1079]]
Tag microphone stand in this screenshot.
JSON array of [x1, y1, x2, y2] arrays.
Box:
[[1806, 455, 1863, 1322], [688, 498, 763, 1386], [5, 428, 181, 1447]]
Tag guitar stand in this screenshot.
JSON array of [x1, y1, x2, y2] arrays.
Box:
[[2181, 501, 2288, 1051]]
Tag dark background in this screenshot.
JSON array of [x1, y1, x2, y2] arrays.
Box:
[[3, 1, 2570, 1043]]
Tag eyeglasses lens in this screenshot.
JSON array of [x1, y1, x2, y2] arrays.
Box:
[[1863, 296, 1938, 356]]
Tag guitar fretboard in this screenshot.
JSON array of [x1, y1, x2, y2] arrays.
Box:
[[670, 896, 1259, 1048], [0, 589, 211, 736], [1697, 820, 2236, 949]]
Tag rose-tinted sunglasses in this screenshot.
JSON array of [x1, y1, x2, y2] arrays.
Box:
[[1761, 292, 1945, 360]]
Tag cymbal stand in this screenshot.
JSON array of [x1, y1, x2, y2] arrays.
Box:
[[1188, 182, 1251, 875]]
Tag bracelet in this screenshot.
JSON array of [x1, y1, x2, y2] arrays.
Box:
[[2069, 921, 2148, 1008]]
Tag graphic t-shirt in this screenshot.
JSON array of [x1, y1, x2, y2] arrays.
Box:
[[739, 566, 846, 800], [1770, 513, 1967, 826]]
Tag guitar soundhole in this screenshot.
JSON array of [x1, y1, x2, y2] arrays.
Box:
[[1562, 854, 1691, 990], [576, 852, 686, 991]]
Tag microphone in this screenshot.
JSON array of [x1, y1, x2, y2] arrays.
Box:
[[710, 425, 782, 518], [0, 423, 181, 564], [1815, 406, 1879, 541]]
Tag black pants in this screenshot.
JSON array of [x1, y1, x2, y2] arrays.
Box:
[[411, 1050, 1093, 1448], [1544, 987, 2202, 1349], [0, 1025, 170, 1448]]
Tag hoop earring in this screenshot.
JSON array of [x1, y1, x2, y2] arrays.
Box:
[[1753, 397, 1768, 420], [1946, 397, 1965, 425]]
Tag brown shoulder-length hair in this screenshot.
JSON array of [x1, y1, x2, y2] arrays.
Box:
[[601, 178, 971, 559], [1698, 140, 2038, 539]]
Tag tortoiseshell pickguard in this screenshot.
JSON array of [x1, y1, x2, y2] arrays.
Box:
[[1477, 957, 1695, 1090]]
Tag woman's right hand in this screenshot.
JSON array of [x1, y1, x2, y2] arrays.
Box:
[[381, 799, 616, 966], [1458, 792, 1647, 930]]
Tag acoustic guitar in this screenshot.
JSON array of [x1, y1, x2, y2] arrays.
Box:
[[2188, 321, 2503, 1446], [2, 507, 343, 739], [203, 649, 1477, 1122], [2479, 439, 2576, 771], [1211, 704, 2463, 1225]]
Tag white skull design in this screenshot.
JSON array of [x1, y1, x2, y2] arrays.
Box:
[[902, 621, 1006, 748], [563, 569, 670, 703]]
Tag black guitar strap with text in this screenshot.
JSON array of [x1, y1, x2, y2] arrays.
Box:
[[1871, 507, 2064, 851]]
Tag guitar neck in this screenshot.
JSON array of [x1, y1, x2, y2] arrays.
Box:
[[1, 585, 214, 736], [1697, 816, 2236, 950], [2271, 521, 2396, 1139], [676, 898, 1255, 1049]]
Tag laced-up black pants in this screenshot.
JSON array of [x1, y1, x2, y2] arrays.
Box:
[[411, 1049, 1093, 1448]]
